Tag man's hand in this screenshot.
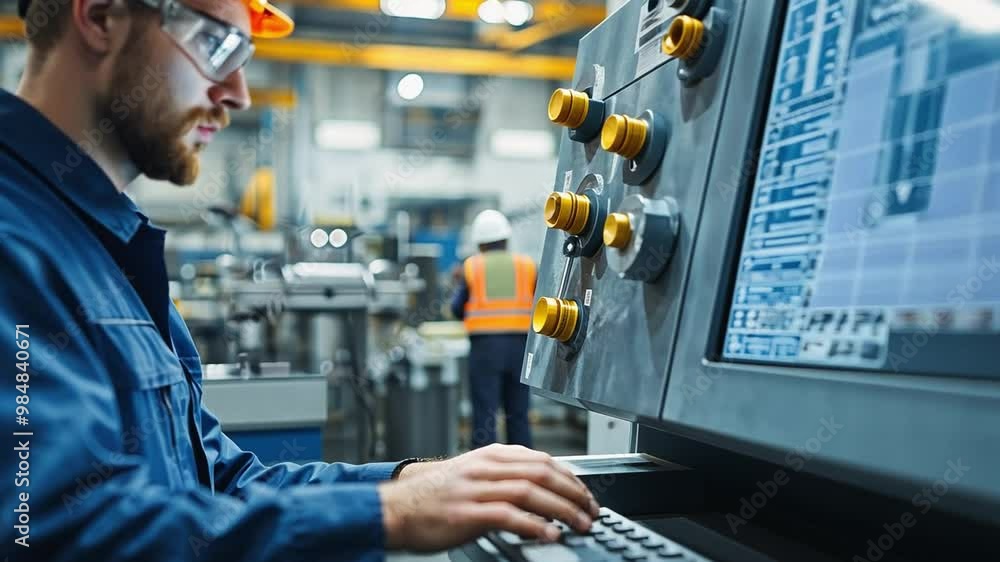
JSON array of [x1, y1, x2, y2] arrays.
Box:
[[379, 444, 599, 552]]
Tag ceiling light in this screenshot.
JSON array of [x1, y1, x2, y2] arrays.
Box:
[[315, 120, 381, 151], [380, 0, 446, 20], [503, 1, 534, 26], [330, 229, 350, 248], [478, 0, 506, 24], [310, 229, 329, 248], [396, 73, 425, 101]]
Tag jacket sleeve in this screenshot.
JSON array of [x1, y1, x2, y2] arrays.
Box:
[[450, 272, 470, 320], [201, 405, 399, 493], [0, 236, 388, 562]]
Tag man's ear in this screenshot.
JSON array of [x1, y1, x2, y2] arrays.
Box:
[[72, 0, 122, 55]]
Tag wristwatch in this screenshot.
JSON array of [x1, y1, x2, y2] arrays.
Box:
[[390, 457, 440, 479]]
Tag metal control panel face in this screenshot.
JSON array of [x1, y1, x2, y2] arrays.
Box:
[[722, 0, 1000, 378], [523, 0, 741, 420]]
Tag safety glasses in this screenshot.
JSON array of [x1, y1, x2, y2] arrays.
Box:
[[134, 0, 256, 83]]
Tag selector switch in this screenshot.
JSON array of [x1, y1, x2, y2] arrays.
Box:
[[602, 114, 650, 160], [548, 88, 607, 143], [662, 15, 705, 61], [603, 212, 633, 249], [549, 88, 590, 129], [544, 175, 609, 258], [605, 195, 681, 282], [533, 297, 581, 343], [661, 7, 729, 85], [601, 110, 669, 185], [545, 192, 592, 235]]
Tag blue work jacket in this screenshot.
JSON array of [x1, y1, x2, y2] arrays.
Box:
[[0, 89, 397, 561]]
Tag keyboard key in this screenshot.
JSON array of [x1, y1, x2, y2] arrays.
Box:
[[656, 543, 685, 558], [623, 551, 649, 561], [639, 536, 663, 548], [520, 543, 585, 562], [611, 522, 633, 532], [594, 533, 615, 544], [605, 539, 628, 552], [564, 535, 588, 547], [624, 529, 646, 540], [497, 531, 532, 545]]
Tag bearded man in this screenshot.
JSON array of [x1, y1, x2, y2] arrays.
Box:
[[0, 1, 598, 559]]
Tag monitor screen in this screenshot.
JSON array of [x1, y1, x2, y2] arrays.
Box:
[[723, 0, 1000, 377]]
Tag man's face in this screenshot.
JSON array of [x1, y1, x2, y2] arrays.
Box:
[[101, 0, 251, 185]]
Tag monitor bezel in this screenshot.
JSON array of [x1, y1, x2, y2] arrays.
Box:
[[660, 0, 1000, 526]]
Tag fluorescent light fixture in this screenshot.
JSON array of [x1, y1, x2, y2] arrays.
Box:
[[478, 0, 506, 24], [310, 229, 330, 248], [503, 1, 534, 26], [397, 73, 426, 101], [330, 229, 350, 248], [916, 0, 1000, 33], [491, 129, 556, 159], [381, 0, 446, 20], [315, 120, 381, 151]]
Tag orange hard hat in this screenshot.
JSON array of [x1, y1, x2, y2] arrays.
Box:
[[245, 0, 295, 39], [18, 0, 294, 39]]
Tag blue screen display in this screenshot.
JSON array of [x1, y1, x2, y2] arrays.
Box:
[[724, 0, 1000, 372]]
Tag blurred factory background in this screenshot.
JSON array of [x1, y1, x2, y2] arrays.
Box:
[[0, 0, 631, 466]]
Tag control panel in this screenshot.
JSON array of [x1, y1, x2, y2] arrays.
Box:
[[523, 0, 740, 420]]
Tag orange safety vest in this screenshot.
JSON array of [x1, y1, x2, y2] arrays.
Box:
[[463, 252, 537, 335]]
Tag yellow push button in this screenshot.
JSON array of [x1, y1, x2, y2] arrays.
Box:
[[603, 213, 633, 249], [601, 114, 649, 159], [544, 192, 591, 235], [548, 88, 590, 130], [533, 297, 580, 343], [662, 15, 705, 60]]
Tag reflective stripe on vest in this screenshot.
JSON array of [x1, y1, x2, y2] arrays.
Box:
[[464, 251, 536, 334]]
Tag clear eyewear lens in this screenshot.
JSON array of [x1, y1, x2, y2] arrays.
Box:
[[158, 0, 254, 82]]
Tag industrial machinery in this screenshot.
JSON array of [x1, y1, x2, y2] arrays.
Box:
[[455, 0, 1000, 560], [171, 224, 456, 464]]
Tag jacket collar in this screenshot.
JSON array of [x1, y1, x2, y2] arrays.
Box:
[[0, 89, 143, 243]]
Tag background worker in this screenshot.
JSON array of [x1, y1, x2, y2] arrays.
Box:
[[452, 210, 538, 449]]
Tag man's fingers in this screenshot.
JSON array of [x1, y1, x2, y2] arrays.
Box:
[[465, 480, 593, 533], [464, 462, 595, 516], [458, 501, 561, 542], [479, 446, 589, 495], [482, 444, 550, 464]]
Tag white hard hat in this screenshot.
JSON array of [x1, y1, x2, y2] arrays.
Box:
[[471, 210, 512, 245]]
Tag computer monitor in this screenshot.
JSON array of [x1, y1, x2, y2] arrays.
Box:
[[722, 0, 1000, 378], [664, 0, 1000, 525]]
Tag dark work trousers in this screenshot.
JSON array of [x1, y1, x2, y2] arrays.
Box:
[[468, 333, 533, 449]]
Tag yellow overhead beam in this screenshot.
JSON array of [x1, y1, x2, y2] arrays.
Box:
[[248, 88, 298, 109], [285, 0, 604, 24], [483, 7, 602, 51], [0, 15, 576, 79], [479, 2, 605, 52], [0, 16, 25, 37], [286, 0, 478, 20], [254, 38, 576, 79]]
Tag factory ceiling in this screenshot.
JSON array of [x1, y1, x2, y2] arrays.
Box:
[[0, 0, 606, 80]]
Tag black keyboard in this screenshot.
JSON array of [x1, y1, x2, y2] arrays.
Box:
[[483, 507, 713, 562]]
